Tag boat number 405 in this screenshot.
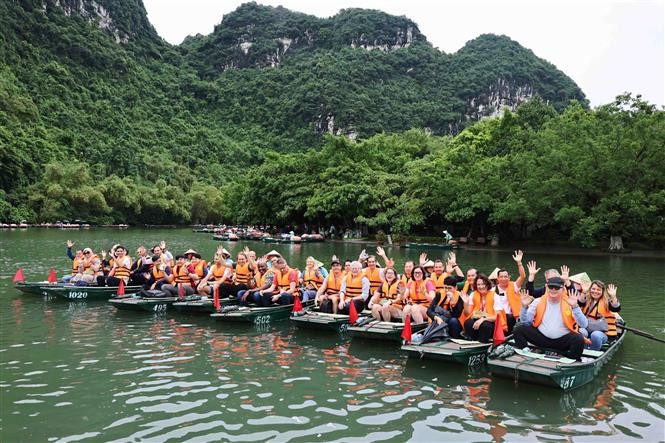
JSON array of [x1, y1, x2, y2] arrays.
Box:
[[67, 291, 88, 299], [560, 375, 576, 389], [254, 315, 272, 325]]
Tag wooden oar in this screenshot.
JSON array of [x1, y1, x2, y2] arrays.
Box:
[[624, 326, 665, 344]]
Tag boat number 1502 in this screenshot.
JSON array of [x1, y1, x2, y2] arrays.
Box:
[[67, 291, 88, 299]]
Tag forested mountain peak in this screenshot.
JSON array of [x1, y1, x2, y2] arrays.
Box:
[[37, 0, 161, 45], [179, 2, 427, 76]]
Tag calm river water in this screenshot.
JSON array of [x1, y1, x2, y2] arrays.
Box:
[[1, 228, 664, 442]]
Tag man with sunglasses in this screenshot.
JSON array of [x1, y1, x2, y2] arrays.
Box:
[[513, 276, 588, 360]]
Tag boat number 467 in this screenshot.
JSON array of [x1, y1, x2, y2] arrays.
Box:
[[67, 291, 88, 299], [560, 375, 576, 389]]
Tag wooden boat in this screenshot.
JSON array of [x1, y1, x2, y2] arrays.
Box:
[[401, 338, 492, 368], [488, 330, 626, 390], [290, 310, 351, 333], [347, 318, 428, 343], [212, 234, 229, 241], [14, 282, 55, 295], [40, 284, 142, 301], [172, 296, 237, 314], [108, 295, 180, 312], [210, 300, 314, 325], [403, 242, 455, 250]]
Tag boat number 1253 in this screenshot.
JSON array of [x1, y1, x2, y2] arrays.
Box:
[[68, 291, 88, 299]]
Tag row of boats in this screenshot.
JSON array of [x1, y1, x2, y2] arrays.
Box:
[[14, 281, 624, 391]]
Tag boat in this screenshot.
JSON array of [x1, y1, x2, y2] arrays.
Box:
[[403, 242, 455, 250], [487, 329, 626, 390], [14, 282, 57, 295], [401, 338, 492, 368], [172, 296, 237, 314], [108, 295, 180, 312], [41, 284, 142, 301], [210, 300, 314, 325], [347, 318, 428, 343], [212, 234, 229, 241], [290, 310, 351, 333]]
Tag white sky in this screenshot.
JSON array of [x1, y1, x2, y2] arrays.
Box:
[[143, 0, 664, 107]]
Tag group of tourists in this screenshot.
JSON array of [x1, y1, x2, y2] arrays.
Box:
[[62, 240, 621, 360]]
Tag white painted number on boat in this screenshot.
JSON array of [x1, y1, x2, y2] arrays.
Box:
[[560, 375, 576, 389], [254, 315, 271, 324], [468, 354, 485, 367], [153, 304, 167, 312], [68, 291, 88, 299], [339, 323, 349, 332]]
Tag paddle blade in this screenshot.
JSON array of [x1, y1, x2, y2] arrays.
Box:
[[117, 279, 125, 297], [12, 268, 25, 284], [48, 267, 57, 283], [401, 314, 412, 343], [292, 294, 303, 313], [348, 300, 358, 324], [179, 283, 185, 300], [493, 310, 506, 346], [213, 286, 220, 312]]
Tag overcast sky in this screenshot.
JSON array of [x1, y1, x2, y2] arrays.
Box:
[[143, 0, 664, 107]]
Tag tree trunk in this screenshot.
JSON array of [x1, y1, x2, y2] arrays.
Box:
[[609, 235, 624, 251]]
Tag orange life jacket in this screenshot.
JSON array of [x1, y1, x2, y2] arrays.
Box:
[[192, 260, 207, 278], [234, 263, 251, 286], [72, 256, 82, 275], [152, 265, 165, 281], [303, 269, 323, 289], [533, 299, 578, 333], [173, 264, 191, 285], [343, 273, 364, 298], [406, 281, 430, 305], [276, 267, 298, 294], [113, 257, 132, 280], [363, 267, 383, 294], [379, 280, 402, 307], [210, 263, 228, 282], [582, 298, 617, 337], [325, 273, 342, 295], [428, 272, 447, 292], [437, 290, 460, 311]]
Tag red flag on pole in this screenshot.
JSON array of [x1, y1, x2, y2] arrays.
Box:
[[213, 286, 220, 312], [292, 294, 303, 313], [401, 314, 412, 343], [493, 310, 506, 346], [179, 283, 185, 300], [47, 267, 57, 284], [348, 300, 358, 324], [117, 279, 125, 297], [12, 268, 26, 284]]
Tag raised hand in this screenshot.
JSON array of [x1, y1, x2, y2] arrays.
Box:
[[160, 240, 166, 250], [520, 288, 534, 307], [607, 284, 618, 302], [565, 288, 580, 307], [560, 265, 570, 281], [66, 240, 75, 248], [459, 291, 470, 305], [447, 251, 457, 265], [419, 252, 428, 266], [101, 250, 107, 259], [512, 250, 523, 263], [376, 246, 385, 257], [527, 260, 540, 277]]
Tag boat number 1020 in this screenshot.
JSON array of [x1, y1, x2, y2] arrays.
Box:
[[67, 291, 88, 299]]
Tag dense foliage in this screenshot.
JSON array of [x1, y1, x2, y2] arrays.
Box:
[[2, 1, 662, 246]]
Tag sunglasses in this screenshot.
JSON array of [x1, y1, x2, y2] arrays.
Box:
[[547, 284, 563, 290], [84, 251, 91, 254]]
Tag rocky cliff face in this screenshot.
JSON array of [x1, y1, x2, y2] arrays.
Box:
[[466, 78, 535, 121]]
